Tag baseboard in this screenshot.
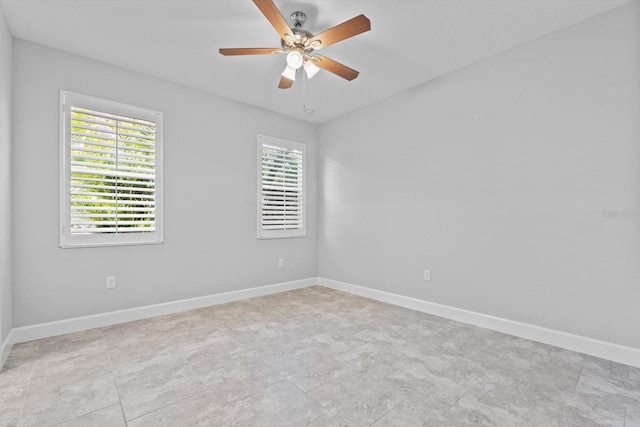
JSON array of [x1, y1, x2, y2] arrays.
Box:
[[319, 277, 640, 368], [7, 276, 639, 369], [1, 329, 14, 367], [10, 277, 317, 346]]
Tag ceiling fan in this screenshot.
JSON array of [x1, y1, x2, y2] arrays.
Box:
[[219, 0, 371, 89]]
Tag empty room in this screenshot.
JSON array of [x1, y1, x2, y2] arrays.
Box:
[[0, 0, 639, 425]]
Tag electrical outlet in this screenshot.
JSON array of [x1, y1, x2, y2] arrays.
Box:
[[278, 258, 285, 268], [106, 276, 116, 289], [423, 270, 431, 281]]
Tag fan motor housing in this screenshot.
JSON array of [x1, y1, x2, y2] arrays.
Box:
[[279, 11, 312, 51], [281, 28, 312, 51]]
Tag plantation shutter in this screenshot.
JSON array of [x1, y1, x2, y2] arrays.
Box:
[[257, 135, 306, 239], [60, 91, 163, 247]]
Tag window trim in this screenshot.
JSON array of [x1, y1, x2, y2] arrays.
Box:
[[59, 90, 164, 248], [257, 134, 306, 240]]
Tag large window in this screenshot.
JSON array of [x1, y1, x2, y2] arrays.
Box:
[[60, 91, 163, 248], [257, 135, 306, 239]]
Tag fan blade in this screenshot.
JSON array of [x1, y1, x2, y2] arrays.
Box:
[[252, 0, 294, 42], [278, 75, 294, 89], [307, 14, 370, 50], [219, 48, 282, 56], [312, 55, 359, 81]]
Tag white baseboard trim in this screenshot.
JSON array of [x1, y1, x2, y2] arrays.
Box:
[[1, 329, 14, 367], [319, 277, 640, 368], [10, 277, 317, 346], [6, 276, 639, 369]]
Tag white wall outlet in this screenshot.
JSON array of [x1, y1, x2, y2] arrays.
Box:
[[423, 270, 431, 281], [278, 258, 285, 268], [106, 276, 116, 289]]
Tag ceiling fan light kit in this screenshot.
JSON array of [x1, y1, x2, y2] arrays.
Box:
[[219, 0, 371, 89], [286, 50, 304, 68], [303, 60, 320, 79], [281, 64, 296, 80]]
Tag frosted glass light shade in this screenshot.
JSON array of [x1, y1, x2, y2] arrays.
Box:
[[303, 60, 320, 79], [286, 51, 304, 69], [281, 65, 296, 81]]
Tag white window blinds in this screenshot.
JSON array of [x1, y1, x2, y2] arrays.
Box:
[[60, 91, 163, 247], [257, 135, 306, 239]]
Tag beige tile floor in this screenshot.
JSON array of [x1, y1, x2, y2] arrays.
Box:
[[1, 286, 639, 426]]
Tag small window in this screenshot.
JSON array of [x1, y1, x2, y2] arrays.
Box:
[[59, 91, 163, 248], [257, 135, 306, 239]]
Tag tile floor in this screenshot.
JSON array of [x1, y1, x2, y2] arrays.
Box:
[[1, 286, 639, 426]]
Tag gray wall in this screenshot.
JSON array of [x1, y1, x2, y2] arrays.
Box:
[[12, 40, 318, 327], [0, 5, 12, 348], [318, 2, 640, 349]]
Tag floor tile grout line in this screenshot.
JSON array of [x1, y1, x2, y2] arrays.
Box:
[[367, 396, 408, 427], [49, 403, 122, 427], [40, 343, 126, 425], [105, 336, 128, 425], [280, 378, 330, 424], [300, 376, 335, 413], [573, 366, 585, 392], [624, 407, 627, 427], [297, 359, 357, 395], [15, 344, 37, 427], [514, 378, 533, 404], [221, 377, 288, 407], [497, 349, 513, 364], [124, 392, 199, 424], [108, 330, 204, 424], [443, 387, 472, 416], [119, 400, 128, 427], [276, 377, 303, 393], [383, 358, 413, 380]]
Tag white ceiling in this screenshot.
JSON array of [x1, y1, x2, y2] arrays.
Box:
[[0, 0, 633, 123]]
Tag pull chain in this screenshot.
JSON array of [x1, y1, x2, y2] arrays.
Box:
[[302, 69, 307, 112], [302, 69, 314, 115]]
